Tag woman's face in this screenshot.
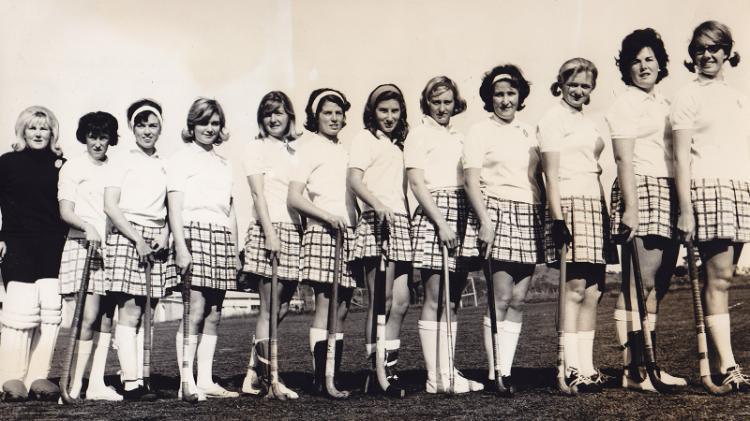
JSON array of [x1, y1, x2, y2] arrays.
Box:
[[194, 112, 221, 146], [492, 81, 519, 123], [262, 104, 289, 140], [376, 99, 401, 134], [561, 71, 594, 110], [693, 35, 727, 78], [86, 133, 110, 161], [317, 100, 344, 139], [629, 47, 659, 92], [24, 118, 52, 150], [427, 89, 455, 126], [132, 113, 161, 152]]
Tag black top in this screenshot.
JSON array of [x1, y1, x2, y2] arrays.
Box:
[[0, 148, 67, 240]]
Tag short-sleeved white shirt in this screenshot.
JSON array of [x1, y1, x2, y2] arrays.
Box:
[[463, 116, 542, 204], [166, 142, 233, 227], [670, 77, 750, 181], [105, 148, 167, 228], [537, 101, 605, 198], [58, 153, 110, 238], [348, 129, 408, 214], [290, 132, 357, 227], [242, 137, 302, 225], [403, 116, 464, 191], [606, 86, 673, 178]]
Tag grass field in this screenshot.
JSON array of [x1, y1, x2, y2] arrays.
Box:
[[3, 285, 750, 420]]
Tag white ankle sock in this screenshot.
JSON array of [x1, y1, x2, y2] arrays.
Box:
[[418, 320, 438, 382], [577, 330, 596, 377], [196, 334, 218, 388], [706, 313, 737, 373], [563, 332, 579, 375], [499, 321, 522, 377], [88, 332, 112, 390]]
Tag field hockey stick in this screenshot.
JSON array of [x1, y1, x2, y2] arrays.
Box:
[[181, 271, 199, 403], [627, 238, 678, 394], [143, 260, 153, 394], [685, 240, 732, 395], [374, 224, 405, 398], [325, 229, 349, 399], [556, 241, 576, 395], [266, 255, 287, 400], [485, 253, 511, 396], [441, 245, 455, 394], [59, 241, 97, 404]]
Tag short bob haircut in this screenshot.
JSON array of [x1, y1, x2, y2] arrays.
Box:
[[126, 98, 162, 129], [181, 97, 230, 145], [364, 84, 409, 147], [479, 65, 531, 112], [13, 105, 62, 156], [256, 91, 300, 141], [684, 20, 741, 72], [616, 28, 670, 86], [75, 111, 120, 146], [304, 88, 351, 133], [419, 76, 467, 116], [550, 58, 599, 105]]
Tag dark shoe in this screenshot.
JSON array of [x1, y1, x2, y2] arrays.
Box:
[[385, 350, 401, 387], [2, 380, 28, 402], [722, 365, 750, 393], [28, 379, 60, 401], [565, 369, 601, 394], [312, 341, 327, 395], [590, 369, 616, 388], [122, 386, 157, 401], [500, 376, 515, 396]]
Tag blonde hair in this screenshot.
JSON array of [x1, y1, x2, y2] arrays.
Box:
[[13, 105, 62, 156]]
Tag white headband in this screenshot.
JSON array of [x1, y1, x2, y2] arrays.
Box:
[[129, 105, 163, 128], [311, 90, 343, 113], [492, 73, 513, 85]]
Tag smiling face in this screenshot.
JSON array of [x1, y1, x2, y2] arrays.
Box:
[[194, 112, 221, 147], [262, 104, 289, 140], [317, 100, 344, 140], [427, 89, 454, 126], [492, 80, 519, 123], [629, 47, 659, 92], [86, 133, 110, 161], [693, 35, 727, 79], [561, 71, 594, 110], [24, 117, 52, 150], [376, 99, 402, 134], [132, 113, 161, 152]]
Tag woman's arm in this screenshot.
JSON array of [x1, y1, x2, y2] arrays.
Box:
[[541, 151, 570, 248], [463, 168, 493, 257], [612, 138, 638, 242], [229, 199, 240, 270], [59, 199, 101, 243], [347, 168, 392, 224], [287, 181, 347, 231], [167, 191, 190, 274], [104, 186, 151, 262], [673, 129, 694, 240], [407, 168, 457, 248], [248, 174, 281, 257]]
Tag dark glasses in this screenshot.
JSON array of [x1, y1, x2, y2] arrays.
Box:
[[694, 44, 724, 55]]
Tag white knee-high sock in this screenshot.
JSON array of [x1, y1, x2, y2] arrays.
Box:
[[176, 332, 200, 391], [418, 320, 438, 382], [706, 313, 737, 373], [499, 320, 522, 377], [563, 332, 579, 375], [483, 317, 500, 380], [309, 327, 327, 371], [437, 322, 457, 378], [69, 340, 93, 398], [578, 330, 596, 377], [135, 326, 144, 385], [116, 325, 139, 391], [196, 334, 218, 388], [613, 309, 629, 367], [88, 332, 112, 390]]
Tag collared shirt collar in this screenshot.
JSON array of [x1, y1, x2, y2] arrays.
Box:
[[373, 129, 400, 145], [422, 115, 457, 134], [189, 141, 217, 156], [696, 74, 728, 86], [558, 99, 583, 115], [625, 85, 662, 102], [129, 147, 159, 159]]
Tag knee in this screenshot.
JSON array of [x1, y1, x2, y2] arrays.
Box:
[[508, 294, 526, 313], [389, 297, 409, 317], [118, 306, 142, 328], [709, 265, 735, 283], [566, 281, 586, 304], [495, 293, 512, 312], [706, 277, 732, 294], [204, 308, 222, 327]]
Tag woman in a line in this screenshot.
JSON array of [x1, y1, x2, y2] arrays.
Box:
[[240, 91, 301, 399], [287, 88, 358, 395], [463, 65, 544, 394], [104, 99, 172, 400], [167, 98, 239, 400], [406, 76, 484, 394], [671, 20, 750, 392], [348, 84, 412, 391], [539, 58, 617, 393], [58, 111, 123, 401], [606, 28, 686, 391], [0, 106, 67, 402]]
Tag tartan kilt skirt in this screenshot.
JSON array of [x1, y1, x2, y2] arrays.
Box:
[[167, 221, 238, 291], [59, 237, 108, 296], [464, 196, 545, 264], [691, 178, 750, 243], [544, 196, 618, 265], [242, 222, 303, 282], [411, 188, 476, 273], [105, 224, 174, 298], [610, 175, 677, 240], [352, 210, 413, 262], [301, 225, 359, 289]]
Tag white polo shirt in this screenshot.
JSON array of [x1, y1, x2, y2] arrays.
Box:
[[348, 129, 408, 214], [606, 86, 673, 178], [537, 101, 605, 198], [242, 137, 302, 225], [58, 152, 110, 238], [105, 147, 167, 228], [165, 142, 233, 228], [463, 116, 542, 204], [670, 77, 750, 181], [403, 116, 464, 192], [290, 132, 357, 227]]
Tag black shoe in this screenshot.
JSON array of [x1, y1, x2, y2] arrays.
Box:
[[566, 369, 602, 394], [384, 350, 402, 387], [590, 369, 616, 388], [28, 379, 60, 401], [122, 386, 158, 401], [500, 376, 515, 396]]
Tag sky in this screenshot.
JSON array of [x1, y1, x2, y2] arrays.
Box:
[[1, 0, 749, 264]]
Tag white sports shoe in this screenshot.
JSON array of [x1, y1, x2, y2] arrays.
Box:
[[178, 385, 207, 401], [657, 369, 688, 386], [241, 368, 264, 395], [198, 383, 240, 398], [86, 385, 123, 401], [426, 370, 484, 394]]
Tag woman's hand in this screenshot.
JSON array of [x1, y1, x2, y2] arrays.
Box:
[[478, 223, 496, 259], [551, 219, 572, 250], [677, 209, 695, 242], [135, 237, 153, 263], [265, 230, 281, 259], [0, 241, 6, 263], [175, 244, 192, 275], [83, 223, 102, 244], [437, 223, 458, 249], [325, 213, 349, 232], [373, 204, 394, 225], [618, 208, 639, 243]]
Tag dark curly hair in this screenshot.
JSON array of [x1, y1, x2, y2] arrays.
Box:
[[303, 88, 350, 133], [75, 111, 119, 146], [363, 84, 409, 148], [479, 64, 531, 112], [616, 28, 670, 86]]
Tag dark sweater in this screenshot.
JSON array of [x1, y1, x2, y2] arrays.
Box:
[[0, 148, 67, 240]]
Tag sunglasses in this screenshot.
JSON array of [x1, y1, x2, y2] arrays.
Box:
[[694, 44, 724, 55]]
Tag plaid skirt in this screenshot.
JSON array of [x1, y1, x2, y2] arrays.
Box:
[[610, 175, 677, 240], [105, 224, 174, 298], [411, 189, 475, 273], [464, 196, 545, 264], [544, 196, 618, 265], [692, 179, 750, 243], [352, 210, 413, 262], [167, 222, 237, 290], [301, 225, 358, 289], [243, 222, 303, 282], [59, 238, 108, 296]]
